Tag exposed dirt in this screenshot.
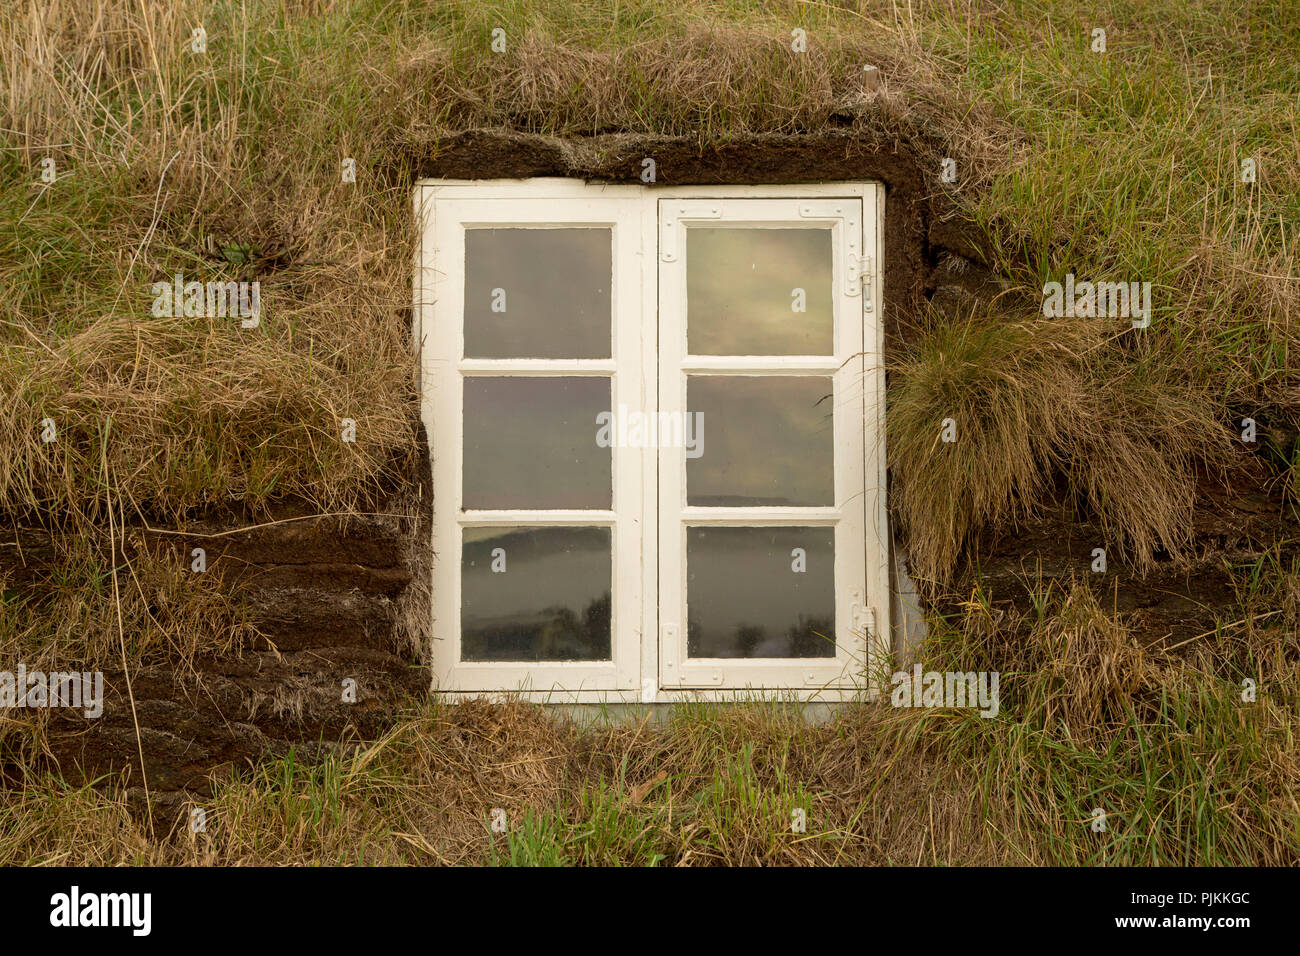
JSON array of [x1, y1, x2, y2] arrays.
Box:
[[2, 510, 426, 796], [963, 477, 1299, 648]]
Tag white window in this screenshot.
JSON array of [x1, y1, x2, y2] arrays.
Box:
[[414, 180, 888, 703]]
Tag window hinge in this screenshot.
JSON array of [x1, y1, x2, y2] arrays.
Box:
[[852, 601, 876, 637], [860, 256, 874, 313]]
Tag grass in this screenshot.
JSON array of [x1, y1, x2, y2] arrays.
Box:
[[1, 0, 1295, 571], [3, 557, 1297, 866], [888, 313, 1246, 582], [0, 0, 1297, 864], [0, 552, 1295, 867]]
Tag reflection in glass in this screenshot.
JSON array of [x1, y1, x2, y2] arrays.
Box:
[[462, 377, 611, 510], [686, 376, 833, 506], [687, 227, 833, 355], [687, 526, 835, 658], [461, 526, 612, 661], [464, 228, 611, 359]]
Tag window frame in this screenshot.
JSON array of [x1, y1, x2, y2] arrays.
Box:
[[657, 197, 868, 690], [414, 179, 889, 704]]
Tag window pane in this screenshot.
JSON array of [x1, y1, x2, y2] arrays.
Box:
[[461, 526, 611, 661], [686, 376, 833, 507], [464, 228, 611, 359], [687, 526, 835, 658], [687, 227, 833, 355], [463, 377, 611, 509]]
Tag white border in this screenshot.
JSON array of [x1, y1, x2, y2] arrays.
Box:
[[415, 179, 888, 704]]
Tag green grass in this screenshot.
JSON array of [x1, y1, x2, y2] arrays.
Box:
[[1, 0, 1295, 542]]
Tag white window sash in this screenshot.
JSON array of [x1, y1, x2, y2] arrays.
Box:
[[655, 198, 869, 689], [423, 195, 647, 692]]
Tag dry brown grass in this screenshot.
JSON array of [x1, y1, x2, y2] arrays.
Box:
[[0, 697, 1009, 866], [0, 530, 255, 673], [2, 0, 420, 528], [0, 527, 259, 775], [948, 579, 1150, 742], [0, 0, 1018, 526], [3, 611, 1294, 866], [888, 312, 1245, 584], [2, 558, 1297, 866]]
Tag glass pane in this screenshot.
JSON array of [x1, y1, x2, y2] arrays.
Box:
[[687, 227, 833, 355], [464, 228, 611, 359], [463, 377, 611, 509], [687, 526, 835, 658], [686, 376, 833, 506], [461, 526, 611, 661]]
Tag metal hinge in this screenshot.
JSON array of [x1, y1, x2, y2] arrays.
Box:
[[799, 202, 850, 219], [852, 601, 876, 637], [685, 668, 724, 686], [851, 586, 876, 637], [661, 624, 725, 686], [799, 202, 862, 297]]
